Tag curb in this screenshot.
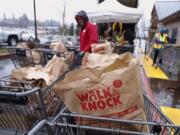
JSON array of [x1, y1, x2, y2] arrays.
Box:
[[0, 53, 10, 59]]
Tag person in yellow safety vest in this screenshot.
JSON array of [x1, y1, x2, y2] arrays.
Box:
[[112, 22, 123, 42], [115, 31, 124, 43], [152, 28, 169, 67], [112, 22, 123, 32]]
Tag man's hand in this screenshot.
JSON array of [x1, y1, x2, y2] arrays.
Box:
[[81, 52, 89, 66]]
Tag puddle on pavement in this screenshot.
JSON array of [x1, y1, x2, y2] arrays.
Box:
[[150, 78, 180, 108], [0, 58, 15, 78]]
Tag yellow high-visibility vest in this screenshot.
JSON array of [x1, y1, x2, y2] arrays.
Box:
[[112, 22, 123, 32], [115, 35, 123, 43], [153, 33, 168, 49]]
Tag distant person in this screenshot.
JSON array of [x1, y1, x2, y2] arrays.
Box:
[[123, 29, 135, 53], [103, 23, 112, 40], [75, 10, 99, 55], [152, 28, 169, 68], [114, 31, 124, 43], [112, 22, 123, 42], [112, 22, 123, 34], [123, 29, 135, 45]]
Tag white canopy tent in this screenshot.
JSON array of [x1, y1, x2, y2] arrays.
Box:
[[87, 0, 143, 23]]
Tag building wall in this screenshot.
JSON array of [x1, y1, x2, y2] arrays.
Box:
[[161, 21, 180, 80], [151, 7, 158, 29], [165, 20, 180, 46]]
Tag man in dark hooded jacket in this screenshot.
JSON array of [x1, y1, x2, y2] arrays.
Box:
[[75, 10, 99, 53]]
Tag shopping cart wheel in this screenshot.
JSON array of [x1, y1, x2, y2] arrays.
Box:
[[152, 124, 162, 134]]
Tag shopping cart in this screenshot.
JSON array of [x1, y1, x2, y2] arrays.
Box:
[[3, 46, 80, 69], [27, 94, 180, 135], [0, 75, 67, 134], [0, 47, 73, 134], [5, 46, 45, 68], [33, 47, 80, 69], [32, 42, 80, 69]]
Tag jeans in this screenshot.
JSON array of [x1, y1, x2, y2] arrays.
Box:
[[153, 48, 163, 65]]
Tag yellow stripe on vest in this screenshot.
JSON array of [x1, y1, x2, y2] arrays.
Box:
[[153, 33, 167, 49]]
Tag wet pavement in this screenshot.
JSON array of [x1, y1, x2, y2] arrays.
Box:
[[150, 78, 180, 108], [134, 39, 180, 109], [0, 58, 15, 78]]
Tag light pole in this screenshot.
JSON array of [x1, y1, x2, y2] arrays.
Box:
[[33, 0, 40, 43]]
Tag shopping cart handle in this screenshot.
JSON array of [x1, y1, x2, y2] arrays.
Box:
[[0, 91, 17, 97], [0, 87, 40, 97], [0, 90, 28, 105], [27, 120, 48, 135]]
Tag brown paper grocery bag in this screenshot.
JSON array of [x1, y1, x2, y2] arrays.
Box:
[[50, 41, 67, 52], [54, 53, 149, 132], [81, 52, 132, 69], [91, 41, 112, 54], [49, 41, 74, 66], [12, 55, 68, 86]]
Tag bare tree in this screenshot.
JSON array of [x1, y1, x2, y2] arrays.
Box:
[[12, 14, 15, 20], [69, 23, 74, 35], [0, 13, 60, 28], [19, 14, 29, 28], [62, 0, 66, 35], [3, 13, 6, 21]]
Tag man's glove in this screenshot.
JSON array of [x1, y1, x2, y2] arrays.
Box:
[[79, 51, 85, 58]]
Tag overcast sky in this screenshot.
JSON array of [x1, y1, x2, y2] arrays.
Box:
[[0, 0, 155, 24]]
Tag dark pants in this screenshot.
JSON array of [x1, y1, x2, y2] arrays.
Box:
[[153, 49, 163, 65]]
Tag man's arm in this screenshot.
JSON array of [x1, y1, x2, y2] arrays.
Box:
[[84, 24, 99, 52]]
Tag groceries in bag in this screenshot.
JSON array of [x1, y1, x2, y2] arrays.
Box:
[[12, 55, 68, 86], [50, 41, 74, 65], [50, 41, 67, 52]]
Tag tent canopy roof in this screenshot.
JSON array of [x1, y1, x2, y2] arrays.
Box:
[[87, 0, 143, 23]]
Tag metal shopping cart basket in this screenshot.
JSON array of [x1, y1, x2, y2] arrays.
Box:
[[4, 46, 80, 68], [27, 94, 180, 135], [5, 46, 45, 68], [33, 47, 80, 70], [0, 47, 73, 134]]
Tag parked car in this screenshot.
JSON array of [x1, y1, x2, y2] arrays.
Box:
[[21, 30, 35, 42], [0, 27, 22, 46]]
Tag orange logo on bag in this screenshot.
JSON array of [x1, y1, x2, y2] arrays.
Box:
[[75, 80, 123, 112], [113, 80, 122, 88]]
